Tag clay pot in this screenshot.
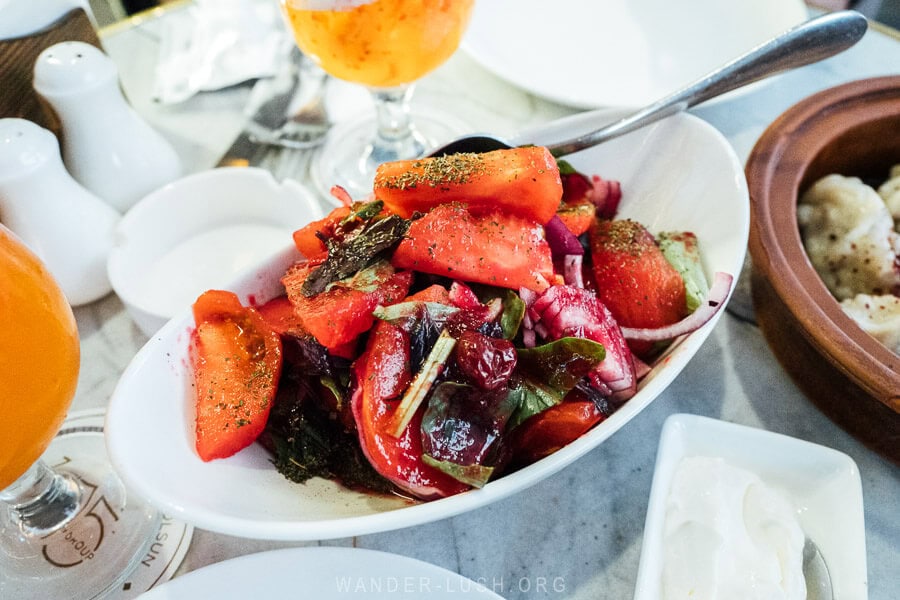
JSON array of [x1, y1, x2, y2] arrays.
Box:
[[747, 75, 900, 465]]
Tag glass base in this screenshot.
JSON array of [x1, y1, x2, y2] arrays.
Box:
[[0, 431, 160, 600], [309, 108, 470, 204]]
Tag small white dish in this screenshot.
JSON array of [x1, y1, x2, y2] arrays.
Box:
[[105, 108, 748, 540], [462, 0, 809, 109], [137, 547, 503, 599], [634, 413, 867, 600], [107, 167, 323, 336]]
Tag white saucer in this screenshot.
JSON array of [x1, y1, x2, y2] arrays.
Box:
[[137, 547, 503, 599], [462, 0, 809, 108]]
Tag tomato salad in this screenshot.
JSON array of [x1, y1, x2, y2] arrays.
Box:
[[188, 146, 732, 500]]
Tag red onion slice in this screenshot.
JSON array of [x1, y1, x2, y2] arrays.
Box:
[[330, 185, 354, 207], [519, 287, 538, 308], [448, 280, 481, 309], [621, 272, 733, 342], [633, 355, 652, 380], [563, 254, 584, 288], [592, 176, 622, 219], [544, 214, 584, 256], [528, 284, 637, 404], [522, 328, 536, 348]]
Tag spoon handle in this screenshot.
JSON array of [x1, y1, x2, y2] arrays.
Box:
[[548, 10, 868, 157]]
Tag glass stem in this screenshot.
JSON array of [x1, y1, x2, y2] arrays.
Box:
[[0, 459, 81, 537], [367, 85, 426, 167]]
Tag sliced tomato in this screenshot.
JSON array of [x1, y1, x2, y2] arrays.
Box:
[[589, 219, 687, 357], [409, 283, 451, 304], [391, 203, 554, 292], [364, 320, 412, 401], [256, 295, 307, 338], [373, 146, 562, 224], [556, 198, 596, 237], [351, 327, 470, 500], [292, 205, 352, 259], [190, 290, 283, 462], [281, 260, 413, 351], [256, 293, 357, 358], [510, 400, 606, 466]]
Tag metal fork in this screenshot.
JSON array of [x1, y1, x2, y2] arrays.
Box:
[[244, 46, 331, 150], [218, 46, 330, 180]]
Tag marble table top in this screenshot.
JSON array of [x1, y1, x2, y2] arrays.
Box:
[[69, 5, 900, 598]]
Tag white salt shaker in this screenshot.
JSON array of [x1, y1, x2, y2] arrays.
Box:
[[33, 41, 182, 212], [0, 118, 120, 306]]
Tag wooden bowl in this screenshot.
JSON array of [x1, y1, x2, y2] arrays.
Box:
[[747, 75, 900, 465]]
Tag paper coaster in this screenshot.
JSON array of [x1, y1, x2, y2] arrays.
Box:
[[56, 408, 194, 598]]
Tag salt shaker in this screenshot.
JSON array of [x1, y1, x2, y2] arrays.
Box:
[[33, 41, 182, 213], [0, 118, 120, 306]]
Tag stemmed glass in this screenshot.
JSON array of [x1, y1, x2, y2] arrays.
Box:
[[0, 226, 159, 599], [279, 0, 475, 199]]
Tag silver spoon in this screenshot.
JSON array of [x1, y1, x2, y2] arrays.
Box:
[[429, 10, 868, 158], [804, 536, 834, 600]]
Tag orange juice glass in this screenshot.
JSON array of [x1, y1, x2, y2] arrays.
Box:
[[278, 0, 475, 199], [282, 0, 474, 88], [0, 226, 79, 491], [0, 224, 159, 598]]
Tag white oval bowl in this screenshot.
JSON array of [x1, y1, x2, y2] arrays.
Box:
[[105, 109, 749, 540], [107, 167, 323, 336]]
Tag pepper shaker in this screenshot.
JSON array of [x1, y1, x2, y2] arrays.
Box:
[[0, 118, 120, 306], [33, 41, 182, 213]]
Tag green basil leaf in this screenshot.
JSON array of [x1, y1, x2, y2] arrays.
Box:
[[463, 283, 525, 340], [323, 258, 394, 294], [302, 213, 409, 297], [499, 290, 526, 340], [556, 159, 578, 176], [506, 337, 607, 429], [420, 381, 517, 487], [340, 199, 384, 225], [422, 455, 494, 488], [517, 337, 606, 390], [505, 378, 560, 430], [372, 301, 459, 327]]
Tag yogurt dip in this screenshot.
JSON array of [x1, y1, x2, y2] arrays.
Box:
[[662, 456, 806, 600]]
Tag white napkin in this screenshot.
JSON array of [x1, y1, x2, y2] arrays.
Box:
[[153, 0, 291, 104]]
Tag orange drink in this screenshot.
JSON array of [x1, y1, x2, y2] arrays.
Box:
[[281, 0, 475, 88], [0, 226, 80, 490]]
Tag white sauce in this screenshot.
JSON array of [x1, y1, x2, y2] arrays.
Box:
[[662, 456, 806, 600], [137, 223, 289, 316]]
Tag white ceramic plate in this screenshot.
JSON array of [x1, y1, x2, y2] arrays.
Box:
[[137, 547, 503, 599], [634, 414, 867, 600], [461, 0, 809, 109], [105, 109, 749, 540]]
